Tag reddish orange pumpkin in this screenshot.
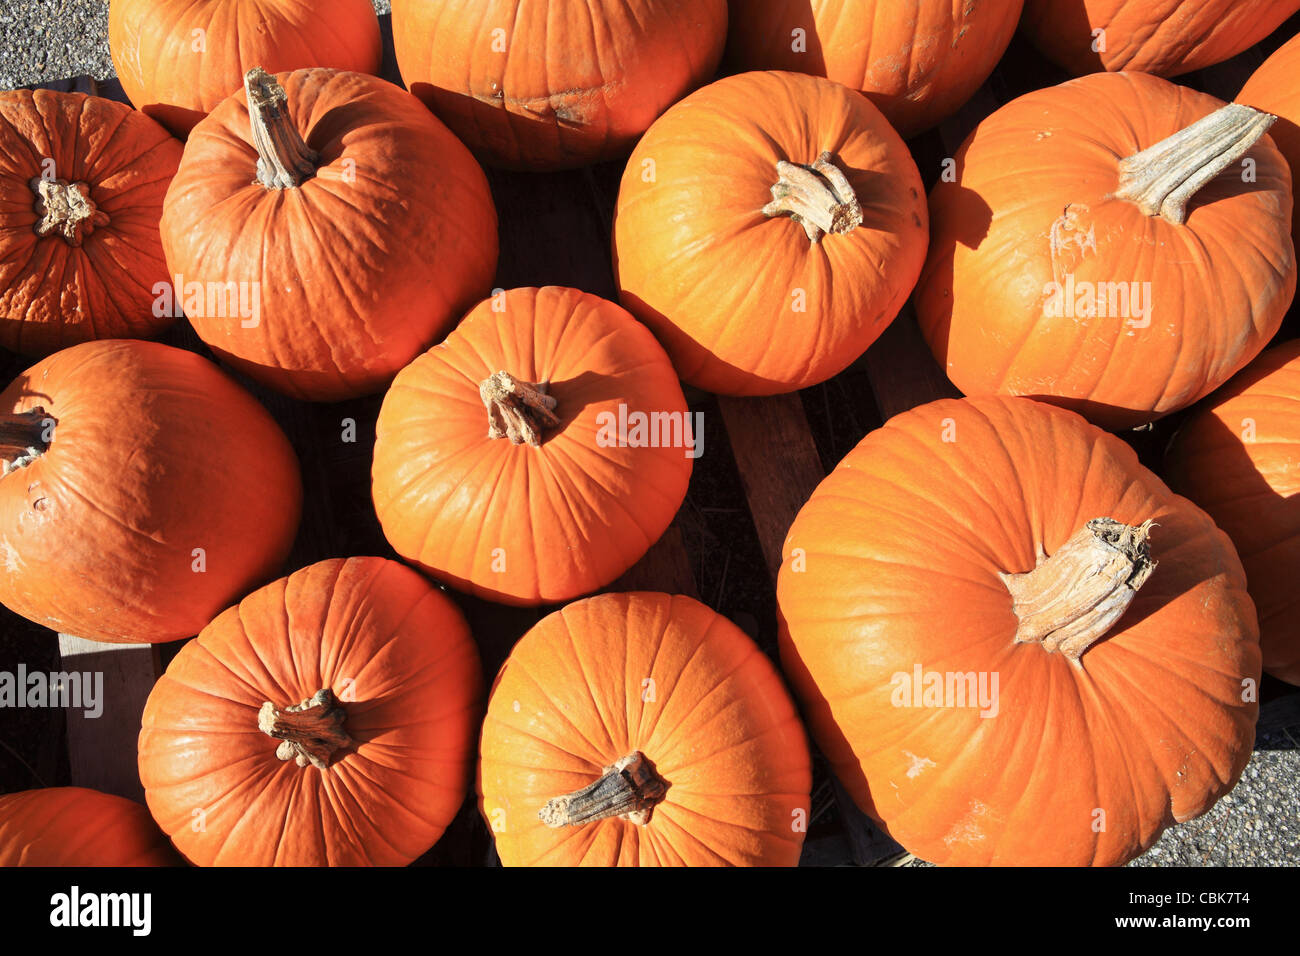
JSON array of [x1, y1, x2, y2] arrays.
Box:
[[138, 556, 483, 866], [1239, 31, 1300, 252], [778, 396, 1260, 866], [479, 591, 812, 866], [0, 787, 179, 866]]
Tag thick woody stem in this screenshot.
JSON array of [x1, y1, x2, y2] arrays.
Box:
[[30, 179, 108, 246], [244, 67, 319, 189], [480, 370, 559, 447], [1001, 518, 1156, 667], [539, 752, 669, 828], [1111, 104, 1276, 225], [0, 408, 55, 476], [762, 150, 863, 243], [258, 689, 352, 769]]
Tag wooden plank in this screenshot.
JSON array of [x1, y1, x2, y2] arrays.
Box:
[[610, 525, 698, 599], [863, 306, 962, 421]]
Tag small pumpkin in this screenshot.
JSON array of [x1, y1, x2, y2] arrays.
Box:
[[372, 286, 692, 606], [391, 0, 728, 170], [915, 71, 1296, 431], [1239, 31, 1300, 252], [0, 787, 180, 866], [1020, 0, 1300, 77], [613, 70, 928, 396], [1166, 340, 1300, 686], [138, 556, 482, 866], [778, 396, 1260, 866], [724, 0, 1024, 137], [109, 0, 383, 136], [479, 591, 812, 866], [0, 339, 301, 644], [161, 67, 498, 401], [0, 90, 182, 355]]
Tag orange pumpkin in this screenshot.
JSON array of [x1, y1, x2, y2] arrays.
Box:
[[0, 90, 182, 355], [372, 286, 693, 606], [0, 339, 301, 644], [161, 67, 498, 401], [613, 70, 928, 396], [138, 556, 482, 866], [778, 396, 1260, 866], [391, 0, 728, 170], [479, 591, 812, 866], [915, 71, 1296, 431], [1239, 31, 1300, 252], [725, 0, 1024, 137], [0, 787, 180, 866]]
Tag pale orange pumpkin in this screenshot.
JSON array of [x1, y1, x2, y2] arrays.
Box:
[[1239, 30, 1300, 252]]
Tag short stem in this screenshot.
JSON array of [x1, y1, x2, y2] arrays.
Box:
[[1111, 103, 1276, 225], [30, 179, 109, 246], [244, 67, 319, 189], [762, 150, 863, 243], [539, 752, 668, 828], [1000, 518, 1156, 667], [258, 689, 351, 769], [480, 370, 560, 447], [0, 408, 55, 476]]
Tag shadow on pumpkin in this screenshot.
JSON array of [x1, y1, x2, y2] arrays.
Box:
[[722, 1, 827, 78]]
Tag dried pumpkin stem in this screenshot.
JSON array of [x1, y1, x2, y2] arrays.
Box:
[[244, 66, 320, 189], [30, 178, 109, 246], [480, 370, 559, 447], [763, 150, 863, 243], [1111, 104, 1276, 225], [0, 408, 55, 476], [1001, 518, 1156, 667], [258, 688, 352, 769], [540, 752, 668, 828]]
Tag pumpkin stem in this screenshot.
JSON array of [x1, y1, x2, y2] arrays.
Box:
[[762, 150, 863, 243], [1000, 518, 1156, 667], [539, 751, 668, 828], [244, 67, 320, 189], [1111, 104, 1276, 225], [30, 178, 109, 246], [0, 408, 55, 476], [258, 688, 352, 769], [480, 370, 560, 447]]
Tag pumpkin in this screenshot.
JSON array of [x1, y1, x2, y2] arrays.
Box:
[[479, 591, 811, 866], [0, 339, 301, 644], [109, 0, 383, 137], [1020, 0, 1300, 77], [138, 556, 482, 866], [1239, 31, 1300, 252], [372, 286, 692, 606], [1166, 340, 1300, 686], [161, 67, 498, 402], [914, 71, 1296, 431], [777, 395, 1260, 866], [613, 70, 928, 396], [0, 90, 182, 355], [391, 0, 728, 170], [724, 0, 1024, 138], [0, 787, 180, 866]]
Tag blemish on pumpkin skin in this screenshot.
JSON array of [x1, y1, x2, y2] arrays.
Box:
[[942, 798, 991, 848], [902, 751, 935, 778]]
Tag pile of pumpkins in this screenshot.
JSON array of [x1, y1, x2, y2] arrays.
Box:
[[1, 0, 1299, 868]]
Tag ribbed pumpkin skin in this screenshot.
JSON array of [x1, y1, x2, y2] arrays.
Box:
[[161, 68, 498, 401], [372, 287, 692, 606], [613, 71, 928, 396], [915, 72, 1296, 431], [0, 787, 180, 866], [479, 592, 811, 866], [1239, 32, 1300, 252], [138, 557, 483, 866], [391, 0, 728, 170], [0, 340, 301, 644], [0, 91, 182, 356], [725, 0, 1023, 137], [109, 0, 383, 136], [1166, 340, 1300, 686], [1021, 0, 1300, 77], [778, 396, 1260, 866]]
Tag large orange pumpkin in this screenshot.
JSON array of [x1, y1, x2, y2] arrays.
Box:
[[0, 90, 182, 355], [0, 339, 300, 644], [479, 592, 812, 866], [0, 787, 180, 866], [725, 0, 1024, 137], [1239, 31, 1300, 252], [1166, 339, 1300, 686], [373, 287, 692, 606], [138, 556, 482, 866], [1020, 0, 1300, 77], [613, 70, 928, 396], [778, 396, 1260, 866], [915, 71, 1296, 431], [161, 67, 498, 401], [109, 0, 383, 137], [391, 0, 728, 170]]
